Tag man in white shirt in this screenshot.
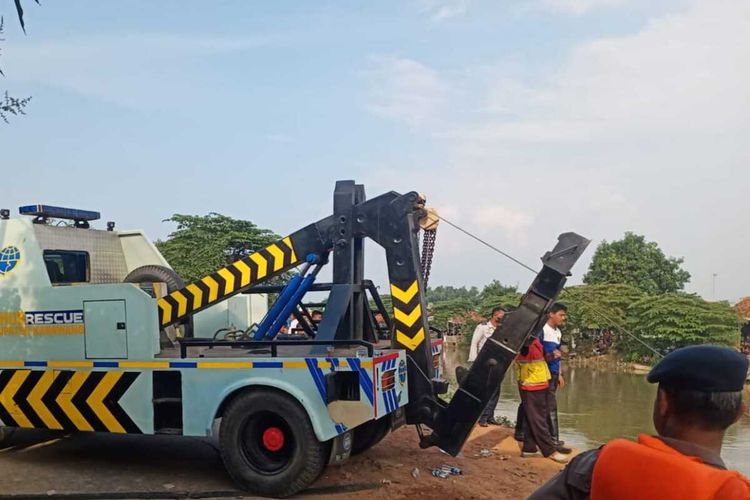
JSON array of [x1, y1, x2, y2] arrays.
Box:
[[468, 307, 506, 426]]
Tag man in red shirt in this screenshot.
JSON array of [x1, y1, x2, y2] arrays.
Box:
[[516, 335, 570, 464]]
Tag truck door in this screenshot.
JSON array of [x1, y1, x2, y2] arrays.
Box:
[[84, 300, 128, 359]]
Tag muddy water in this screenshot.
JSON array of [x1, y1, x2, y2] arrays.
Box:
[[444, 345, 750, 475]]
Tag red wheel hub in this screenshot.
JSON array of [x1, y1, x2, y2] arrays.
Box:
[[262, 427, 285, 452]]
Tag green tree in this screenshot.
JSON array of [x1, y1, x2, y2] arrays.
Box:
[[156, 213, 279, 283], [625, 293, 741, 359], [424, 285, 479, 303], [560, 283, 644, 334], [584, 232, 691, 294], [477, 280, 521, 315]]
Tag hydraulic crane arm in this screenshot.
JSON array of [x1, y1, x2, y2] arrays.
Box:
[[157, 181, 589, 458], [157, 220, 335, 327], [417, 232, 590, 454]]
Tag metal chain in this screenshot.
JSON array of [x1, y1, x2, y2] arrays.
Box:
[[420, 228, 437, 288]]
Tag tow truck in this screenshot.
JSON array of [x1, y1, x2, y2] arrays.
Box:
[[0, 181, 589, 497]]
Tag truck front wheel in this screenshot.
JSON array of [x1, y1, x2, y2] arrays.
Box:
[[219, 389, 327, 498]]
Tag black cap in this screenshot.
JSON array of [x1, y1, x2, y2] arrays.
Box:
[[647, 345, 749, 392]]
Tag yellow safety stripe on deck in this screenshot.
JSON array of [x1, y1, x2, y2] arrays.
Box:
[[0, 368, 142, 434], [196, 361, 254, 369], [118, 361, 170, 369], [283, 361, 308, 369], [86, 372, 126, 433], [27, 370, 62, 430], [57, 371, 94, 432], [0, 359, 374, 371], [0, 371, 33, 428]]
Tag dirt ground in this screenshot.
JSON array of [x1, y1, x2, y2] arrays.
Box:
[[320, 425, 567, 500], [0, 425, 566, 499]]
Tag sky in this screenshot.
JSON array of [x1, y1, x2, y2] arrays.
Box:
[[1, 0, 748, 302]]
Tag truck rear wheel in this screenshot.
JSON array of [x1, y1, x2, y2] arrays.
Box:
[[220, 389, 327, 498], [351, 416, 390, 455]]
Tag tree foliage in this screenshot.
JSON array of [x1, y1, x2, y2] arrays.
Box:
[[625, 293, 740, 356], [156, 213, 279, 283], [584, 232, 691, 294], [424, 285, 479, 303], [560, 283, 740, 361], [560, 284, 643, 333], [477, 280, 521, 316]]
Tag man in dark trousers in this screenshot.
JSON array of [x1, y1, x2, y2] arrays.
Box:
[[529, 345, 750, 499], [468, 307, 506, 426], [516, 334, 570, 464], [515, 303, 572, 455], [541, 303, 572, 453]]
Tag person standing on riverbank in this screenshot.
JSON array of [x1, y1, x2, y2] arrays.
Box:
[[468, 307, 506, 426], [542, 303, 572, 454], [517, 335, 570, 464], [529, 345, 750, 499]]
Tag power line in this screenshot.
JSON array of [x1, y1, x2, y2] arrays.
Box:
[[437, 215, 663, 358], [436, 215, 538, 273]]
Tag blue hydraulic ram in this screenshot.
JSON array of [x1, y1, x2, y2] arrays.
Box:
[[253, 254, 320, 340], [265, 260, 324, 339]]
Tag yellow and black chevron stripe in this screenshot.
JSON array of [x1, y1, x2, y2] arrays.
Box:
[[158, 236, 299, 326], [390, 280, 427, 351], [0, 370, 140, 434]]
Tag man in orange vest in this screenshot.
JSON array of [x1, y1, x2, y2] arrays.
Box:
[[529, 345, 750, 499]]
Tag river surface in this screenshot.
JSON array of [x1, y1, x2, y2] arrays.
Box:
[[444, 346, 750, 475]]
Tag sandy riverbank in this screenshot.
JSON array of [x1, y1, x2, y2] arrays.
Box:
[[315, 424, 571, 499]]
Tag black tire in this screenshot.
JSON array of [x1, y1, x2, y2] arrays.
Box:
[[124, 265, 192, 338], [350, 417, 390, 456], [220, 389, 327, 498]]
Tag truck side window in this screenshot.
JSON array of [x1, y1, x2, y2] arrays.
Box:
[[43, 250, 90, 284]]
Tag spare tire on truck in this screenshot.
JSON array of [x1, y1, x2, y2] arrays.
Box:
[[124, 265, 192, 341]]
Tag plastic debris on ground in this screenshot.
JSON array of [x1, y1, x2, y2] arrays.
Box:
[[476, 448, 494, 457], [431, 464, 463, 479]]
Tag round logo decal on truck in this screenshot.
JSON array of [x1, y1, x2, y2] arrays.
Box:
[[0, 246, 21, 277]]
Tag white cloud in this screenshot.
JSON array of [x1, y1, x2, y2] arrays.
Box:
[[477, 0, 750, 144], [539, 0, 627, 16], [472, 204, 534, 241], [364, 56, 450, 128], [364, 0, 750, 300], [418, 0, 470, 21]]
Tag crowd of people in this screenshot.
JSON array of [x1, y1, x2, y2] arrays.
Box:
[[468, 303, 750, 499]]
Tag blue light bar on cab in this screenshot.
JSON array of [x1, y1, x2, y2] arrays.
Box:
[[19, 204, 101, 221]]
